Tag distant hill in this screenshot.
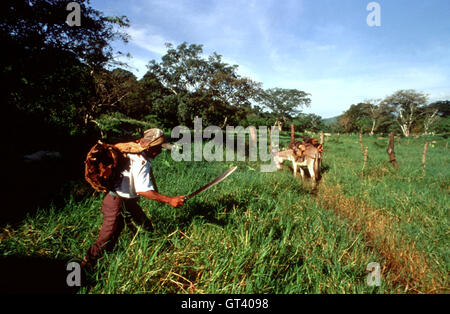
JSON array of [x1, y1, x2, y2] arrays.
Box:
[[323, 115, 340, 126]]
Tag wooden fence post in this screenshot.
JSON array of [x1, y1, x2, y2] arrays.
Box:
[[386, 132, 399, 169], [360, 133, 364, 155], [422, 141, 429, 175], [249, 126, 257, 151], [291, 124, 295, 145], [268, 127, 272, 153], [362, 146, 368, 171]]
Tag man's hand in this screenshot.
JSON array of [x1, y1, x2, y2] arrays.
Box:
[[138, 190, 185, 207], [169, 196, 185, 208]]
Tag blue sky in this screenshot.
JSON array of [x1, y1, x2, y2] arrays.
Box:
[[90, 0, 450, 118]]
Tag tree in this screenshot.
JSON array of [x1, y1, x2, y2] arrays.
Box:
[[2, 0, 130, 138], [147, 43, 206, 95], [338, 103, 371, 133], [363, 99, 384, 135], [84, 68, 140, 130], [293, 113, 324, 132], [256, 88, 311, 131], [422, 107, 439, 135], [205, 53, 262, 109], [122, 72, 170, 120], [428, 100, 450, 117], [337, 113, 354, 133], [146, 42, 262, 127], [382, 90, 428, 137], [421, 100, 450, 134], [1, 0, 129, 69]]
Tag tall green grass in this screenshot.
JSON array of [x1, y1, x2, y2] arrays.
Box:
[[321, 134, 449, 290], [1, 132, 447, 293]]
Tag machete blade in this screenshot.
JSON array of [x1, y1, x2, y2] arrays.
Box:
[[184, 166, 238, 200]]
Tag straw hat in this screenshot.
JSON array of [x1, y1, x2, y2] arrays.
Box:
[[113, 128, 172, 153]]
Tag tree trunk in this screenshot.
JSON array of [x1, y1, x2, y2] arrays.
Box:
[[423, 109, 439, 135], [276, 120, 283, 132], [398, 121, 410, 137], [386, 132, 399, 169], [402, 125, 410, 137], [273, 119, 283, 132], [423, 118, 430, 135], [220, 116, 228, 129], [168, 86, 178, 95], [370, 120, 376, 136]]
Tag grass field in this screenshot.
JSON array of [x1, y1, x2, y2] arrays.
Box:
[[1, 132, 448, 294]]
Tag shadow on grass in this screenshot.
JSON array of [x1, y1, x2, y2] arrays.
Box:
[[282, 160, 330, 180], [320, 162, 331, 176], [184, 201, 229, 227], [0, 255, 96, 294], [152, 194, 250, 236], [279, 162, 332, 196], [185, 195, 250, 226], [2, 158, 91, 229]]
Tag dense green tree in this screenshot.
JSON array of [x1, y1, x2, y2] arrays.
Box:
[[428, 100, 450, 118], [338, 103, 371, 133], [409, 100, 450, 135], [146, 42, 261, 128], [132, 72, 171, 119], [381, 90, 429, 137], [84, 68, 139, 131], [1, 0, 129, 69], [256, 88, 311, 131], [2, 0, 130, 143], [292, 113, 324, 132], [2, 1, 131, 221], [363, 99, 392, 135], [337, 102, 396, 134]]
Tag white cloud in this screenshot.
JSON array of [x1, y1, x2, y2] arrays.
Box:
[[127, 56, 149, 78], [94, 0, 450, 117], [127, 26, 169, 55], [112, 54, 148, 79], [274, 65, 450, 118]]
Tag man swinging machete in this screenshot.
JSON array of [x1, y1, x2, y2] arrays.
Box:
[[82, 128, 237, 268]]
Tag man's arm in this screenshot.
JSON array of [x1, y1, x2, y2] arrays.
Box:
[[137, 190, 185, 208]]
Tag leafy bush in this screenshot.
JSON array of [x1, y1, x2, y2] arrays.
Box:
[[96, 112, 158, 142]]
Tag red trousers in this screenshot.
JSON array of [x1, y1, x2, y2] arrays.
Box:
[[86, 193, 153, 263]]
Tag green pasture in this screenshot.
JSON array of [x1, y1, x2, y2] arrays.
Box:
[[0, 132, 448, 293]]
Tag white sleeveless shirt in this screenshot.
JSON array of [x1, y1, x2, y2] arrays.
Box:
[[111, 152, 155, 199]]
